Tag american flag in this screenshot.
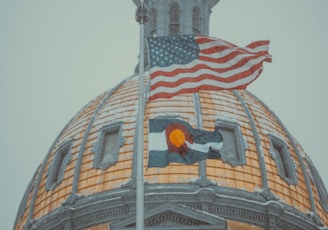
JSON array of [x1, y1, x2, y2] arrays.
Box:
[[146, 35, 272, 101]]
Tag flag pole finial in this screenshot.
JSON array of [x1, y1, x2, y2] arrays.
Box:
[[136, 2, 148, 24]]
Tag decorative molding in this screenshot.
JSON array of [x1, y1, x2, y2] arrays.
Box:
[[208, 205, 267, 226], [192, 177, 216, 188], [25, 184, 325, 229], [72, 207, 129, 229], [62, 193, 84, 206], [307, 212, 323, 226], [113, 202, 226, 230], [256, 188, 279, 201], [144, 210, 210, 227], [121, 177, 137, 190]]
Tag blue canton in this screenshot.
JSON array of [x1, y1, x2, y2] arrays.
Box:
[[147, 35, 200, 68]]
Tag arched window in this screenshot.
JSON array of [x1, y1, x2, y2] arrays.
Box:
[[169, 2, 180, 35], [192, 7, 201, 34], [149, 8, 157, 36]]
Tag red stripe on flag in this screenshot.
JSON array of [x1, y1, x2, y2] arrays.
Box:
[[150, 62, 265, 91], [150, 55, 267, 79], [246, 40, 270, 49]]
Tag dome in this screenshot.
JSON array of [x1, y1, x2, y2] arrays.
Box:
[[14, 74, 328, 229], [14, 0, 328, 229]]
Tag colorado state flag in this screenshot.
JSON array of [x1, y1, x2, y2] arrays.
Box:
[[148, 119, 223, 168]]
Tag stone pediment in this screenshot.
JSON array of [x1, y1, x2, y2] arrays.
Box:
[[111, 203, 226, 230]]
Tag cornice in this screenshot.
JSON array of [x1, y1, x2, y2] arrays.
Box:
[[26, 185, 323, 230]]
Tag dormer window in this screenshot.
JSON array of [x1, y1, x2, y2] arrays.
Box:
[[94, 122, 124, 170], [46, 140, 73, 190], [268, 135, 297, 185], [216, 120, 246, 166]]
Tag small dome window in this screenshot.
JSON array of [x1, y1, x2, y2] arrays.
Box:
[[46, 140, 73, 190], [94, 122, 124, 170], [216, 120, 246, 166], [268, 134, 297, 185]]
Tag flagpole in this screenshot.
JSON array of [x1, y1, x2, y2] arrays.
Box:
[[136, 1, 147, 230]]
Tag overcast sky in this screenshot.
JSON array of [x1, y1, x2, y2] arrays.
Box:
[[1, 1, 328, 229]]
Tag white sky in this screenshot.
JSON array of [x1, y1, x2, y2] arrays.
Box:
[[1, 1, 328, 229]]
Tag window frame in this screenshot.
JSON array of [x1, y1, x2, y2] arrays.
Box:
[[216, 119, 246, 166], [94, 122, 124, 170], [46, 139, 73, 190], [268, 134, 297, 185]]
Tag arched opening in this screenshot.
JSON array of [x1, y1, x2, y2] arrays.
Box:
[[192, 6, 202, 34], [149, 8, 157, 36], [169, 2, 180, 35]]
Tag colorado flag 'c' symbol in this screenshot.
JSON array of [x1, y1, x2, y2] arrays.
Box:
[[148, 119, 223, 168]]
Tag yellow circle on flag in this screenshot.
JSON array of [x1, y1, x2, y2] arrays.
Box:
[[169, 129, 186, 147]]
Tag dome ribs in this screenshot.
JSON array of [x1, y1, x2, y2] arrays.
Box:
[[198, 90, 263, 192], [32, 92, 107, 220], [192, 92, 211, 185], [233, 90, 269, 190], [78, 77, 138, 195], [70, 89, 115, 198], [248, 93, 316, 213], [25, 91, 105, 224]]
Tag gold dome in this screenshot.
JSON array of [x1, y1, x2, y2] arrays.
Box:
[[14, 74, 328, 229]]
